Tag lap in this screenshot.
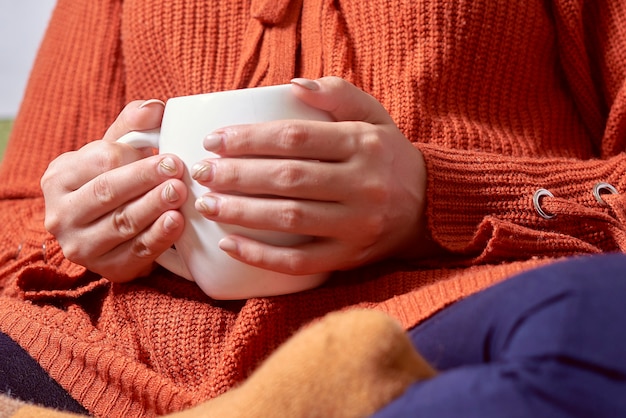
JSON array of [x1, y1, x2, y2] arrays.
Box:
[[3, 254, 626, 417]]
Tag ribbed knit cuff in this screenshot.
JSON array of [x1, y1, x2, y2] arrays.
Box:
[[417, 143, 626, 258]]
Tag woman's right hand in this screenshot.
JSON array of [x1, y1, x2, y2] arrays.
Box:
[[41, 100, 188, 282]]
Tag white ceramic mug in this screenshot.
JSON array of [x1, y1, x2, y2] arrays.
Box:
[[118, 84, 332, 299]]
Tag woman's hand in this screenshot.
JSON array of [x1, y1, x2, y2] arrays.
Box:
[[191, 76, 428, 275], [41, 100, 188, 281]]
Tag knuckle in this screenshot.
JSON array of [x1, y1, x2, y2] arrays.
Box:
[[284, 253, 309, 274], [43, 212, 62, 234], [274, 162, 306, 189], [360, 130, 386, 156], [277, 202, 305, 231], [112, 209, 139, 239], [129, 237, 155, 259], [245, 247, 308, 275], [40, 174, 52, 191], [40, 164, 56, 188], [92, 175, 116, 204], [363, 179, 391, 205], [95, 145, 125, 172], [61, 242, 86, 265], [243, 248, 265, 267], [132, 164, 155, 188], [219, 162, 242, 185], [363, 212, 387, 242], [278, 122, 309, 149], [41, 154, 70, 190]]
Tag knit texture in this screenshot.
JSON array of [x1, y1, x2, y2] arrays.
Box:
[[0, 309, 435, 418], [1, 0, 626, 416]]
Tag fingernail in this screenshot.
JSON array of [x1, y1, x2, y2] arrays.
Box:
[[191, 162, 214, 182], [162, 183, 179, 202], [158, 157, 178, 176], [218, 237, 238, 253], [195, 195, 219, 215], [204, 132, 224, 151], [163, 214, 179, 232], [290, 78, 320, 91], [139, 99, 166, 109]]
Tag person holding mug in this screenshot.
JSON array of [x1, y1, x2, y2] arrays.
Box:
[[1, 0, 626, 416], [41, 78, 429, 293]]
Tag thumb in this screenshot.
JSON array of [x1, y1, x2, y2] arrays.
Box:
[[102, 99, 165, 142], [290, 76, 394, 125]]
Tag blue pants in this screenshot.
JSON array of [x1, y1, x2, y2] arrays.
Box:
[[372, 253, 626, 418]]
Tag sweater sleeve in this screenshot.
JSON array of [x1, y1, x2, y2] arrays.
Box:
[[419, 145, 626, 262], [0, 0, 126, 284], [417, 0, 626, 263]]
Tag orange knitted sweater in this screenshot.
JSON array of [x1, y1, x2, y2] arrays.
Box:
[[1, 0, 626, 416]]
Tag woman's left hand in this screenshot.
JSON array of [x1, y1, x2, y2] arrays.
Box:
[[191, 76, 428, 275]]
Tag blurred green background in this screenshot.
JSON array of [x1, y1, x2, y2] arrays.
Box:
[[0, 119, 12, 160]]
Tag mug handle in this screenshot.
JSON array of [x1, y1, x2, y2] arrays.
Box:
[[117, 129, 195, 282]]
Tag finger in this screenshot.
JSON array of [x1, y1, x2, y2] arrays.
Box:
[[90, 210, 186, 282], [88, 178, 187, 252], [55, 179, 187, 265], [203, 118, 379, 161], [67, 153, 185, 224], [217, 235, 359, 275], [291, 76, 394, 125], [195, 193, 357, 238], [192, 158, 351, 201], [102, 99, 165, 142], [44, 140, 156, 193]]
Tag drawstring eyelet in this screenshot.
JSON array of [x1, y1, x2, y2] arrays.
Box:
[[593, 182, 618, 206], [15, 241, 23, 260], [533, 188, 556, 219], [9, 241, 48, 264]]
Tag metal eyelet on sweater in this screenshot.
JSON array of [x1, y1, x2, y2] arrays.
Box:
[[533, 188, 555, 219], [593, 182, 618, 206], [15, 241, 23, 260], [11, 241, 48, 263]]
